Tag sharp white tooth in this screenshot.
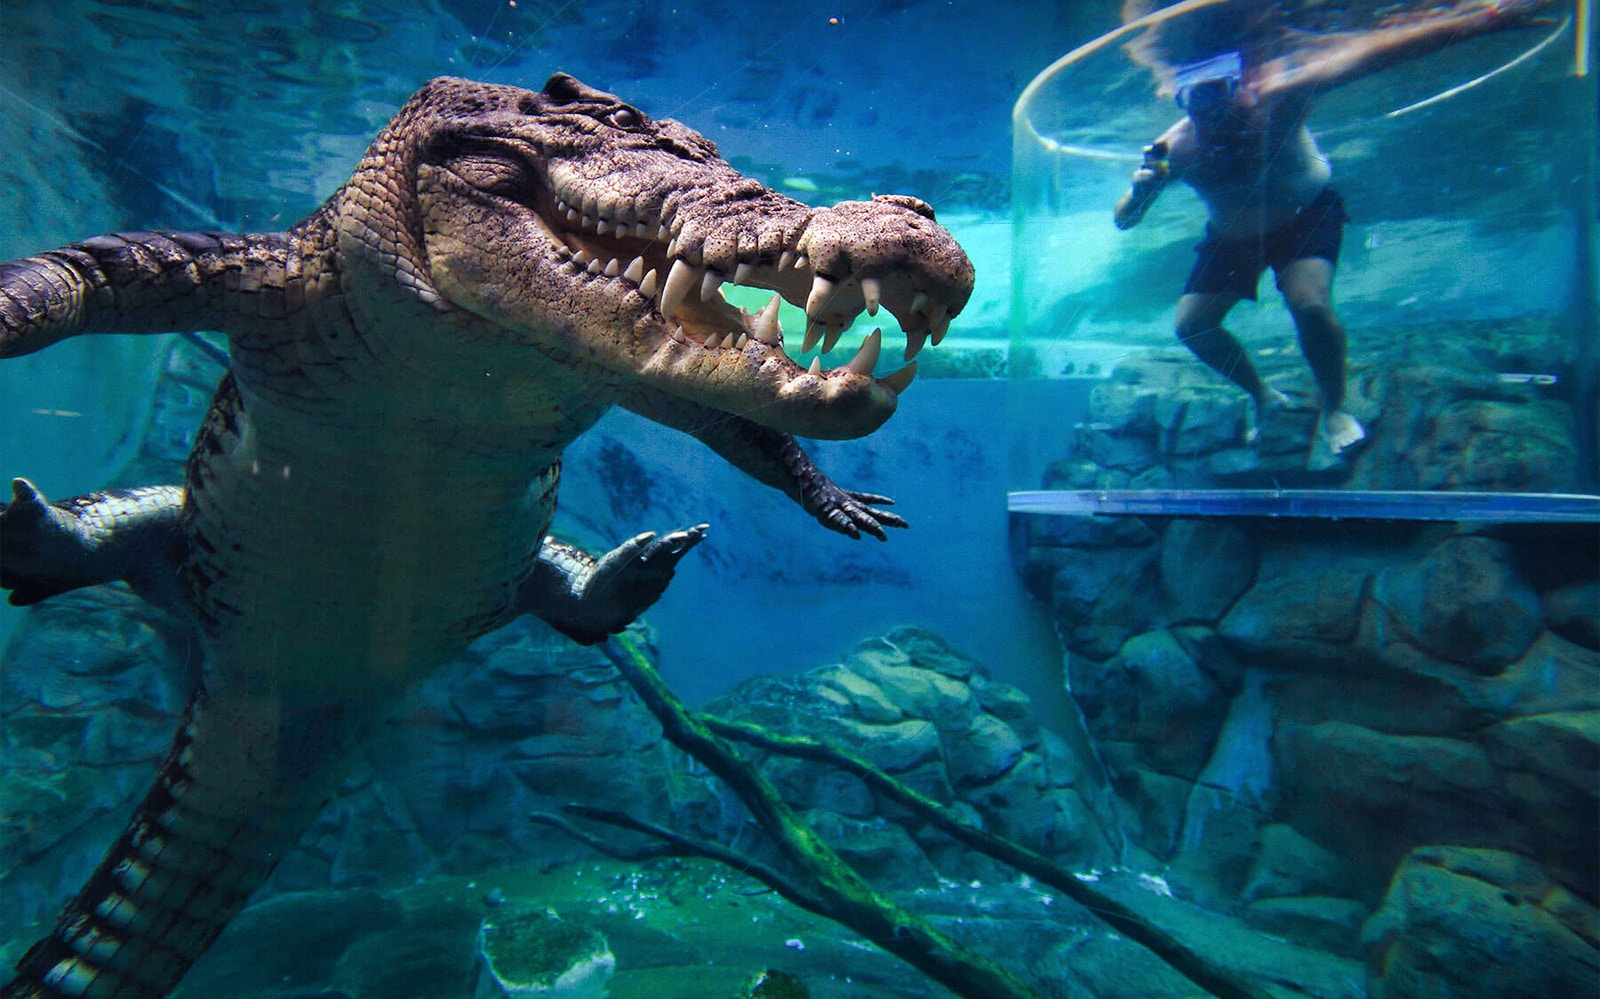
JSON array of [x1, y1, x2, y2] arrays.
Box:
[[555, 243, 573, 259], [657, 223, 670, 241], [780, 249, 795, 271], [701, 270, 724, 301], [802, 322, 823, 354], [566, 208, 581, 224], [805, 274, 835, 320], [661, 259, 700, 319], [674, 325, 687, 342], [904, 330, 928, 362], [571, 249, 592, 268], [582, 215, 594, 230], [596, 220, 610, 235], [752, 293, 783, 345], [861, 277, 882, 316], [666, 235, 681, 258], [640, 269, 659, 300], [705, 332, 722, 349], [808, 356, 823, 376], [623, 257, 644, 283], [930, 307, 951, 346], [794, 253, 808, 271], [735, 333, 749, 349], [734, 262, 756, 286], [587, 257, 606, 275], [604, 258, 621, 278], [845, 328, 882, 376], [612, 222, 630, 238], [880, 362, 918, 395], [821, 324, 845, 355], [555, 198, 568, 213]]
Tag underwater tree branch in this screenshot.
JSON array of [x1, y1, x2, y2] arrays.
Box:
[[546, 804, 823, 915], [528, 809, 682, 862], [596, 633, 1042, 999], [704, 717, 1269, 999]]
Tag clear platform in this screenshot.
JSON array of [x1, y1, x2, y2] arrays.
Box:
[[1007, 489, 1600, 523]]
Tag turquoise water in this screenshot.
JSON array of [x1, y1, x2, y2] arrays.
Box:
[[0, 3, 1595, 998]]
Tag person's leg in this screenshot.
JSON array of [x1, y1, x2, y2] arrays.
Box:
[[1173, 291, 1266, 400], [1174, 291, 1287, 442], [1277, 257, 1364, 453]]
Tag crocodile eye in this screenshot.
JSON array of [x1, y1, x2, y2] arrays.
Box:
[[608, 107, 641, 129]]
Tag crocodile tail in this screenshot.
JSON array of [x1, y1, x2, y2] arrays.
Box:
[[2, 693, 311, 999], [0, 230, 301, 358]]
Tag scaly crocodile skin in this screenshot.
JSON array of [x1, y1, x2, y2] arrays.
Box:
[[0, 73, 972, 997]]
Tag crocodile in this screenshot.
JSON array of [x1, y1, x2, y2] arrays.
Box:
[[0, 72, 973, 997]]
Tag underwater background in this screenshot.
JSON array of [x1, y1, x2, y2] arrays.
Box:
[[0, 2, 1595, 998]]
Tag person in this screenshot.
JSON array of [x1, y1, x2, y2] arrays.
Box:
[[1113, 0, 1552, 465]]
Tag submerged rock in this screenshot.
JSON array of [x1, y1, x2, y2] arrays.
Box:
[[1362, 846, 1600, 999], [473, 905, 615, 999]]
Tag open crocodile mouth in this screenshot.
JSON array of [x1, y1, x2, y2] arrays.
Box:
[[537, 182, 958, 399]]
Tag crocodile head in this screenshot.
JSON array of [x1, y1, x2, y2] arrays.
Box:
[[350, 73, 974, 440]]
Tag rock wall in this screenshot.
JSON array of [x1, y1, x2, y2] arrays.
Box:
[[1013, 478, 1599, 996]]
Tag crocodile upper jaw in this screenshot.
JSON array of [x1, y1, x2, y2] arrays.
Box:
[[407, 75, 974, 441]]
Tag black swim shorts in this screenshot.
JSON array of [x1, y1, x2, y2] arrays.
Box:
[[1182, 186, 1348, 300]]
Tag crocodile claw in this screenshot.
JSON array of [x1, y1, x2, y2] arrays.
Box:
[[535, 524, 709, 645]]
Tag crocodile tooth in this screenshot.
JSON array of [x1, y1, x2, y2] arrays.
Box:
[[804, 275, 835, 322], [701, 269, 724, 302], [587, 257, 606, 275], [596, 220, 610, 236], [639, 269, 659, 300], [880, 362, 918, 395], [752, 293, 783, 346], [794, 252, 809, 272], [666, 235, 681, 258], [566, 208, 581, 225], [734, 261, 756, 286], [571, 249, 592, 268], [861, 277, 882, 316], [704, 332, 722, 349], [801, 321, 823, 354], [820, 324, 844, 355], [929, 306, 951, 345], [845, 328, 882, 376], [623, 257, 645, 283], [808, 356, 823, 376], [779, 249, 795, 271], [604, 258, 621, 278], [612, 222, 630, 238], [904, 329, 929, 362], [735, 333, 749, 350], [660, 259, 700, 319], [656, 222, 670, 242]]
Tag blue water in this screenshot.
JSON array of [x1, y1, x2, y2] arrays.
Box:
[[0, 3, 1595, 998]]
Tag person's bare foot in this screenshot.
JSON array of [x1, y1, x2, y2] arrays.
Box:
[[1320, 410, 1366, 454], [1244, 388, 1291, 443], [1307, 409, 1367, 470]]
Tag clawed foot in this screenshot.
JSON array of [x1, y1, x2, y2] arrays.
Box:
[[545, 524, 709, 645], [0, 478, 97, 605], [807, 485, 908, 541]]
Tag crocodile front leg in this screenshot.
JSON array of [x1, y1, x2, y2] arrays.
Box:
[[0, 478, 707, 643], [0, 478, 189, 613]]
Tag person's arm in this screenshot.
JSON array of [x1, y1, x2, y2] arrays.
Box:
[[1115, 134, 1178, 230], [1260, 0, 1553, 100]]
